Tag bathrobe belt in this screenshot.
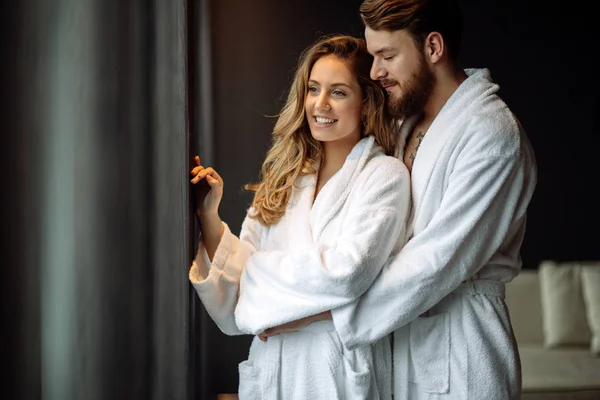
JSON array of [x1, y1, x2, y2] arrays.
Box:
[[418, 279, 505, 318], [418, 279, 506, 319], [453, 279, 506, 299]]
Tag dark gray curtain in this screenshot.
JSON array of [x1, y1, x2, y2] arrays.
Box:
[[2, 1, 196, 399], [189, 0, 214, 398]]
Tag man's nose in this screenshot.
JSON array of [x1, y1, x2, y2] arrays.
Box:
[[370, 60, 386, 81]]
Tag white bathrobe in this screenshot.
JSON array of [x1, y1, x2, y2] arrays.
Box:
[[189, 136, 411, 399], [332, 69, 538, 399]]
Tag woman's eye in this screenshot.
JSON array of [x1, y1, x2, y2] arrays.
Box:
[[308, 86, 319, 93], [383, 56, 394, 61], [332, 90, 346, 97]]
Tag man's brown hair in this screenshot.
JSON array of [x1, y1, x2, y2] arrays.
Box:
[[359, 0, 463, 61]]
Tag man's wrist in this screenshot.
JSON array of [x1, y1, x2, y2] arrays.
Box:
[[313, 310, 332, 322]]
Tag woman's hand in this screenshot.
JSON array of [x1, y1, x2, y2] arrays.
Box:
[[190, 156, 223, 219], [190, 156, 225, 261]]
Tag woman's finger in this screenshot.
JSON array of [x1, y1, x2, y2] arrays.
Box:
[[190, 170, 208, 184], [190, 165, 204, 175], [205, 175, 221, 187], [194, 155, 200, 166], [190, 167, 222, 185], [202, 167, 223, 185]]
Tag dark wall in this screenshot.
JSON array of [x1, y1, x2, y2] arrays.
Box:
[[211, 0, 365, 229], [458, 0, 600, 266], [204, 0, 599, 394], [211, 0, 600, 271]]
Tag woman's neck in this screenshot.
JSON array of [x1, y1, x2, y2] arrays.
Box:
[[315, 137, 359, 198]]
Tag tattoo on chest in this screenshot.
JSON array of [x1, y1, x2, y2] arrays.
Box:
[[408, 131, 426, 163]]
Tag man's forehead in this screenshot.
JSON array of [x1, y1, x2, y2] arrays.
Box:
[[365, 28, 402, 54]]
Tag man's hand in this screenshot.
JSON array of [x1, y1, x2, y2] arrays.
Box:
[[257, 311, 332, 342]]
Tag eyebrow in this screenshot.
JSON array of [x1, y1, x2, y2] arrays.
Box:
[[372, 46, 395, 55], [308, 80, 353, 89]]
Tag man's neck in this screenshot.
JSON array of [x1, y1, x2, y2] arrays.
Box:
[[422, 67, 468, 127], [402, 68, 467, 171]]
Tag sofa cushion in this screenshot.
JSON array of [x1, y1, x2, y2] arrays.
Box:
[[519, 344, 600, 392], [505, 270, 544, 344], [522, 391, 600, 400], [539, 261, 590, 348], [581, 266, 600, 356]]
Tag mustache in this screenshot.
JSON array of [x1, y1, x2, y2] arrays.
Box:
[[380, 79, 398, 87]]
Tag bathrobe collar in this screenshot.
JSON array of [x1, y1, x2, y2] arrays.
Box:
[[294, 135, 377, 241], [398, 68, 499, 222]]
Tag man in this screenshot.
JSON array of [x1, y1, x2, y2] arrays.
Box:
[[260, 0, 537, 398]]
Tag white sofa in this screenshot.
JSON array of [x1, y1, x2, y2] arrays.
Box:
[[505, 268, 600, 399]]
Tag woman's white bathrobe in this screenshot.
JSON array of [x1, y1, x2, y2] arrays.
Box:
[[189, 136, 411, 400], [332, 69, 538, 399]]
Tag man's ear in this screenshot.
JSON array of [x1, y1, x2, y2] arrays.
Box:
[[424, 32, 444, 64]]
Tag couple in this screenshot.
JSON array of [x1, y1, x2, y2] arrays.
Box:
[[189, 0, 537, 399]]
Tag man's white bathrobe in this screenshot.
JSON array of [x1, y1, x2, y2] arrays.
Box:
[[189, 136, 411, 399], [332, 69, 538, 399]]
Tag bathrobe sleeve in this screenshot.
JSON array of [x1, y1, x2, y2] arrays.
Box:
[[189, 212, 264, 336], [332, 123, 537, 349], [234, 159, 410, 335]]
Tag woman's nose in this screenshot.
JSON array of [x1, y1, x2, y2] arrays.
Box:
[[316, 94, 331, 111]]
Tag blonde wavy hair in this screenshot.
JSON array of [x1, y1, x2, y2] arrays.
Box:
[[246, 34, 397, 226]]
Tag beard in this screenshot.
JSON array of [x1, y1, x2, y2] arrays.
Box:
[[385, 54, 435, 120]]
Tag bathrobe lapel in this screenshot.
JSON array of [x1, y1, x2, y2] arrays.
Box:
[[309, 136, 375, 242], [407, 68, 499, 234], [285, 173, 316, 251], [282, 136, 375, 252]]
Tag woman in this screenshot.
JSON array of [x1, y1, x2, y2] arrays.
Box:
[[189, 34, 410, 399]]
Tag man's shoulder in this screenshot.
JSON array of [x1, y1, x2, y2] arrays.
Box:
[[457, 98, 529, 156], [455, 71, 522, 138]]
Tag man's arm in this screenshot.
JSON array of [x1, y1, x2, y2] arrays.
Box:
[[332, 130, 537, 350], [258, 311, 332, 341], [234, 160, 410, 335]]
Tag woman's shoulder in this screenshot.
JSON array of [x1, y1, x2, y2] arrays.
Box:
[[350, 148, 410, 200], [363, 145, 410, 182]]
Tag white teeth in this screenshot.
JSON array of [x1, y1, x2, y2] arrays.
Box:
[[316, 117, 336, 124]]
